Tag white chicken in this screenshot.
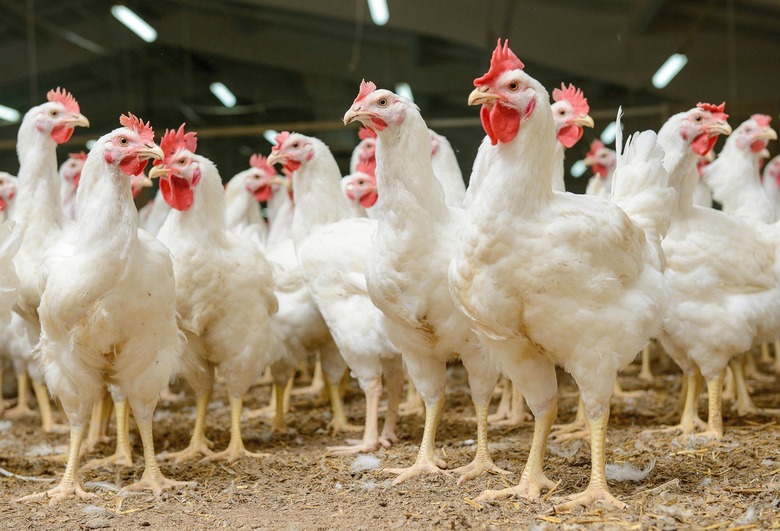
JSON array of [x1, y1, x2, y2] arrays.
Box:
[[762, 155, 780, 220], [225, 153, 275, 242], [19, 114, 189, 504], [694, 151, 715, 207], [59, 152, 86, 220], [449, 41, 673, 508], [267, 131, 403, 455], [0, 172, 17, 222], [138, 186, 172, 236], [343, 81, 503, 484], [705, 114, 777, 224], [9, 88, 89, 432], [151, 125, 279, 463], [341, 162, 378, 218], [550, 83, 595, 192], [584, 139, 617, 197], [654, 102, 780, 440]]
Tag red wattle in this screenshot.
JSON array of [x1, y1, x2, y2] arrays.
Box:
[[592, 163, 608, 178], [283, 159, 302, 175], [119, 156, 149, 177], [359, 190, 378, 208], [370, 117, 388, 131], [557, 125, 583, 149], [692, 133, 718, 157], [160, 175, 194, 211], [253, 185, 273, 202], [488, 104, 520, 144], [0, 197, 7, 211], [750, 140, 767, 153], [72, 172, 82, 188], [480, 106, 497, 145], [51, 125, 74, 144]]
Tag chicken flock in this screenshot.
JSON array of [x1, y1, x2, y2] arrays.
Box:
[[1, 39, 779, 512]]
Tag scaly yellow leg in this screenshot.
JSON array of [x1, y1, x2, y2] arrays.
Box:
[[385, 394, 447, 484], [160, 392, 213, 462], [201, 396, 269, 463]]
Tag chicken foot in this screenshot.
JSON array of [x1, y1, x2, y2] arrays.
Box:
[[83, 398, 133, 468], [384, 394, 448, 484], [326, 377, 386, 455], [201, 395, 268, 463], [159, 392, 214, 462], [477, 403, 557, 502], [555, 409, 626, 511], [17, 425, 96, 505], [454, 401, 511, 484]]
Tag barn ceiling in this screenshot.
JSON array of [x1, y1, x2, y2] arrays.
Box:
[[0, 0, 778, 192]]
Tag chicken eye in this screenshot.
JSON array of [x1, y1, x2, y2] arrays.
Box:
[[693, 115, 702, 123], [357, 180, 365, 185], [49, 110, 59, 117], [744, 127, 752, 133], [378, 98, 389, 107], [508, 82, 520, 92], [292, 142, 299, 148], [178, 158, 187, 165], [558, 109, 567, 116], [118, 137, 129, 146]]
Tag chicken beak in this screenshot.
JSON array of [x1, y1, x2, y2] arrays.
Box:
[[708, 121, 732, 137], [266, 152, 284, 166], [760, 148, 771, 159], [136, 144, 164, 162], [343, 108, 369, 126], [148, 165, 169, 180], [468, 87, 500, 106], [759, 128, 778, 141], [573, 115, 595, 129], [139, 175, 154, 187], [64, 114, 90, 128], [583, 156, 596, 167]]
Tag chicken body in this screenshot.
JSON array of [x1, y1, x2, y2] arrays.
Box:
[[9, 91, 89, 431], [154, 127, 279, 463], [429, 130, 466, 207], [343, 83, 502, 484], [21, 116, 188, 504], [268, 133, 403, 454], [762, 156, 780, 219], [449, 42, 672, 508], [138, 187, 172, 236]]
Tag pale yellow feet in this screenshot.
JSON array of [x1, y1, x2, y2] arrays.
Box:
[[16, 478, 96, 506], [477, 472, 556, 502], [554, 484, 626, 511], [453, 456, 510, 485], [384, 455, 448, 485]]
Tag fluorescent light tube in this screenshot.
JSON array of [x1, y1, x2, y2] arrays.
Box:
[[86, 139, 98, 150], [652, 53, 688, 89], [395, 82, 414, 102], [111, 5, 157, 43], [570, 159, 587, 178], [367, 0, 389, 26], [0, 104, 20, 122], [263, 130, 279, 145], [210, 82, 237, 108], [601, 122, 618, 144]]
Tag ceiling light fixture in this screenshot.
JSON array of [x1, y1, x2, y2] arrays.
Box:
[[395, 82, 414, 102], [600, 122, 619, 145], [111, 5, 157, 43], [570, 159, 587, 178], [86, 139, 98, 150], [263, 130, 279, 145], [210, 82, 237, 108], [0, 104, 21, 123], [367, 0, 389, 26], [652, 53, 688, 89]]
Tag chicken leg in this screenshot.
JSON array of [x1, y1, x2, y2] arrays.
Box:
[[729, 355, 757, 416], [84, 398, 133, 468], [550, 396, 588, 442], [379, 356, 404, 445], [398, 379, 425, 417], [201, 395, 268, 463], [271, 379, 292, 434], [326, 376, 385, 455], [291, 355, 324, 396], [698, 371, 724, 440], [160, 392, 214, 462], [4, 372, 31, 418], [646, 372, 705, 435], [555, 409, 626, 510], [325, 373, 362, 433], [17, 425, 95, 505], [31, 378, 63, 433], [121, 412, 194, 495], [638, 343, 653, 382], [477, 402, 557, 502], [384, 394, 447, 484]]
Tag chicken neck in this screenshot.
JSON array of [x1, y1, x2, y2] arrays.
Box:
[[706, 143, 772, 224]]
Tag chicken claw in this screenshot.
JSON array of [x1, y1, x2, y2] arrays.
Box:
[[17, 479, 97, 506], [384, 455, 448, 485], [454, 457, 510, 485], [121, 473, 196, 496], [200, 444, 269, 464], [554, 485, 626, 512], [477, 472, 556, 503]]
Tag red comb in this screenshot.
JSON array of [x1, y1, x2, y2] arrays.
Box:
[[250, 153, 276, 175], [47, 87, 80, 114], [271, 132, 291, 152], [588, 139, 605, 157], [752, 114, 772, 128], [358, 127, 377, 140], [68, 151, 88, 161], [158, 124, 197, 165], [355, 159, 376, 178], [474, 39, 525, 87], [552, 83, 589, 116], [119, 113, 155, 144], [696, 102, 728, 121], [354, 80, 377, 105]]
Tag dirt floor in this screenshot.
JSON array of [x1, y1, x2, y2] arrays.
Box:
[[1, 352, 780, 530]]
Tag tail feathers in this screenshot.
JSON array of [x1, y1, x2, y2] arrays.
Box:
[[611, 122, 675, 267]]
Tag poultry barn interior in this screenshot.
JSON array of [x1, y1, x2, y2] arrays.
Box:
[[1, 0, 780, 528]]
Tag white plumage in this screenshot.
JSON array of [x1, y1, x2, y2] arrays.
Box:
[[153, 126, 279, 463]]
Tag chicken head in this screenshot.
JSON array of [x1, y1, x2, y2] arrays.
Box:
[[584, 140, 616, 178], [551, 83, 594, 148], [148, 124, 200, 211], [34, 88, 90, 144]]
